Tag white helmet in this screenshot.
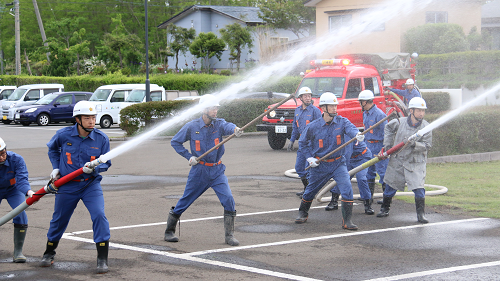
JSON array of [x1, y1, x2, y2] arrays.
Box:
[[319, 92, 338, 106], [408, 97, 427, 109], [199, 94, 220, 108], [358, 90, 374, 101], [297, 87, 312, 97], [0, 137, 5, 151], [406, 78, 415, 85], [73, 101, 97, 117]]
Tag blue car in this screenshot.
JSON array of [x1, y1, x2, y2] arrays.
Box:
[[15, 92, 92, 126]]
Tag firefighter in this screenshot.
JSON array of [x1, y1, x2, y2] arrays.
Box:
[[377, 97, 432, 223], [0, 137, 35, 263], [358, 90, 389, 204], [327, 136, 374, 215], [386, 78, 421, 106], [287, 86, 322, 198], [165, 94, 243, 246], [295, 92, 364, 230], [40, 101, 112, 273]]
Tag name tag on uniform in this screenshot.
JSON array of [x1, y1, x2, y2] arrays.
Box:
[[67, 142, 72, 146]]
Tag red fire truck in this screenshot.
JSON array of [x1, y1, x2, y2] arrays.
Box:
[[257, 53, 417, 149]]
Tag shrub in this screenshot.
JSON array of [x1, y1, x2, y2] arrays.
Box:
[[218, 98, 282, 132], [421, 91, 450, 113], [220, 69, 231, 76]]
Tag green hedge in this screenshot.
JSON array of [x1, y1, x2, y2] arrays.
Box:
[[421, 91, 450, 114], [217, 98, 282, 132]]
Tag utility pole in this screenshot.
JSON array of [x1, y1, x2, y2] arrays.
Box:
[[14, 0, 20, 75], [32, 0, 50, 62]]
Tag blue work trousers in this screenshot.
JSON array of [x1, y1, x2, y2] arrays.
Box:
[[331, 157, 371, 200], [0, 186, 27, 225], [173, 164, 235, 215], [302, 159, 353, 201], [47, 181, 110, 242], [295, 148, 308, 179], [383, 184, 425, 198], [366, 141, 388, 184]]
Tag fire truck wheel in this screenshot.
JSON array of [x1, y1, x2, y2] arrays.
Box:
[[268, 131, 287, 150]]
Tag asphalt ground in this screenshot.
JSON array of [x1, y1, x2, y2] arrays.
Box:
[[1, 124, 500, 280]]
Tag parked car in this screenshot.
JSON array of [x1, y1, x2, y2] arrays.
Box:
[[0, 86, 16, 100], [15, 91, 92, 126], [2, 84, 64, 124]]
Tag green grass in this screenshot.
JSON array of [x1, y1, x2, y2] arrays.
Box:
[[396, 161, 500, 218]]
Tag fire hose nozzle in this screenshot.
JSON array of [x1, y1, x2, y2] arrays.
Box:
[[89, 157, 103, 169]]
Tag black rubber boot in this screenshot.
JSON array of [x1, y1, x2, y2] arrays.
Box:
[[325, 193, 340, 211], [376, 196, 392, 217], [224, 210, 239, 246], [364, 199, 374, 215], [13, 224, 27, 263], [368, 182, 375, 204], [96, 241, 109, 274], [377, 183, 386, 204], [295, 199, 312, 224], [341, 200, 358, 230], [415, 197, 429, 224], [40, 240, 59, 267], [296, 176, 308, 198], [164, 207, 180, 242]]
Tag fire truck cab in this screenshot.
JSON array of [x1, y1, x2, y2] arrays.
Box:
[[257, 53, 416, 149]]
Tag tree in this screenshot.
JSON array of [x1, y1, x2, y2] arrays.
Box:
[[219, 23, 254, 72], [403, 23, 469, 54], [46, 17, 86, 48], [189, 32, 226, 72], [103, 14, 142, 68], [258, 0, 315, 38], [168, 25, 196, 71], [68, 28, 90, 75]]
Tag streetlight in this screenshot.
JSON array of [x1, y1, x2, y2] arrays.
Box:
[[144, 0, 150, 102]]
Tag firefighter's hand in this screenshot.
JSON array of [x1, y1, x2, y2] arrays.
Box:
[[49, 169, 60, 181], [234, 127, 243, 137], [287, 141, 294, 152], [355, 132, 365, 142], [83, 162, 95, 174], [27, 190, 35, 198], [307, 157, 319, 168], [189, 156, 199, 166], [377, 147, 388, 160]]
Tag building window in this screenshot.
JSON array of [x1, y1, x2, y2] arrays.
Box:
[[269, 37, 289, 46], [426, 11, 447, 24], [329, 14, 352, 33], [361, 12, 385, 32]]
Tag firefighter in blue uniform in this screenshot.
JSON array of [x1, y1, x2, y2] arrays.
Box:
[[165, 94, 243, 246], [40, 101, 111, 274], [327, 136, 374, 215], [0, 137, 35, 263], [287, 86, 322, 198], [295, 92, 365, 230], [358, 90, 389, 204], [386, 78, 421, 107]]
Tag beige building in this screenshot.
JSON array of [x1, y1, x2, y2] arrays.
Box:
[[304, 0, 483, 58]]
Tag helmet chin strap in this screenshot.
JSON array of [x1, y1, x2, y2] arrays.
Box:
[[77, 118, 94, 133], [325, 107, 337, 118]]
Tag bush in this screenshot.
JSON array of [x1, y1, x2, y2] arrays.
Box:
[[220, 69, 231, 76], [421, 91, 450, 114], [218, 98, 282, 132]]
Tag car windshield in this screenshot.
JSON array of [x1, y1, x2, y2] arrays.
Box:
[[297, 77, 346, 98], [90, 89, 111, 101], [125, 90, 145, 102], [7, 88, 27, 101], [34, 94, 58, 105]]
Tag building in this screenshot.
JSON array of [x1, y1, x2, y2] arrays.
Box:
[[157, 5, 307, 71], [304, 0, 484, 57], [482, 0, 500, 50]]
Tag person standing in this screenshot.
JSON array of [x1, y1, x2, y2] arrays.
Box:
[[165, 94, 243, 246], [40, 101, 112, 274], [287, 87, 322, 198], [358, 90, 389, 204], [386, 78, 421, 107], [295, 92, 365, 230], [377, 97, 432, 223], [0, 137, 35, 263]]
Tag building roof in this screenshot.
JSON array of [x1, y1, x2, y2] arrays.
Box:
[[482, 0, 500, 18], [158, 5, 264, 29]]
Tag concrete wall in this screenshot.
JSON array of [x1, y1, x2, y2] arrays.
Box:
[[420, 88, 462, 110]]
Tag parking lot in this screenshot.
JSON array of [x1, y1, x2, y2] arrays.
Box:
[[1, 123, 500, 280]]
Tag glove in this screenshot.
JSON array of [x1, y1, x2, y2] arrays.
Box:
[[307, 157, 319, 168], [234, 127, 243, 137], [27, 190, 35, 198], [355, 132, 365, 142], [188, 156, 199, 166], [49, 169, 60, 181], [287, 141, 294, 152], [83, 162, 95, 174]]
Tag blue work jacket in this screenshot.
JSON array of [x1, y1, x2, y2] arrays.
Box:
[[363, 105, 388, 141], [389, 88, 421, 106], [171, 117, 236, 163], [47, 124, 111, 179], [289, 104, 322, 143], [0, 151, 30, 195]]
